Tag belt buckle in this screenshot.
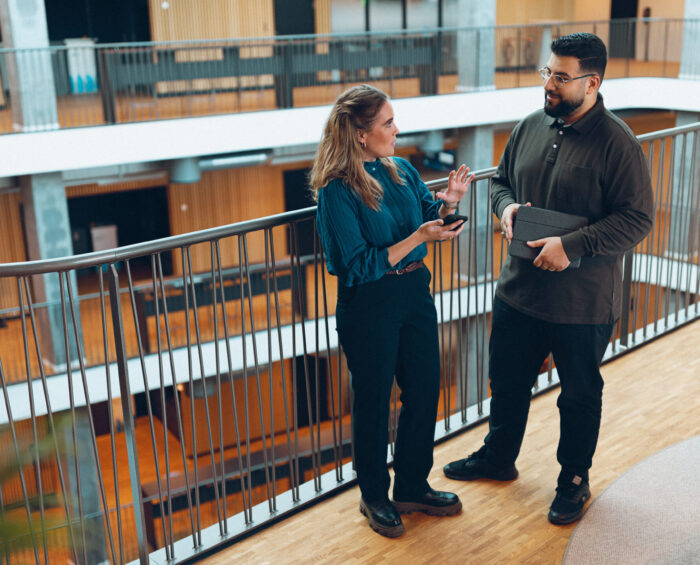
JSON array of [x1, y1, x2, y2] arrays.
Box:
[[387, 260, 422, 275]]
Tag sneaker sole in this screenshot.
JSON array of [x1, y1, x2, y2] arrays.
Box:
[[393, 499, 463, 516], [443, 468, 519, 482], [359, 500, 405, 538]]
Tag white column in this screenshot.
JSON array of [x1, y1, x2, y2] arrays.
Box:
[[20, 173, 81, 369], [0, 0, 59, 131], [456, 0, 495, 93], [679, 0, 700, 79]]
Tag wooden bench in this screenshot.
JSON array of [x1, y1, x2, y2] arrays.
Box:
[[140, 421, 352, 549]]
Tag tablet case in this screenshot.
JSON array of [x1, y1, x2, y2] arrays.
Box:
[[509, 206, 588, 269]]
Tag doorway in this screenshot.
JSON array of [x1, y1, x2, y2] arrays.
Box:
[[273, 0, 315, 35], [68, 186, 172, 287], [609, 0, 639, 58], [283, 167, 316, 259]]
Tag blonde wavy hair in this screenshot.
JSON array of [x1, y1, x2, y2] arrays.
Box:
[[309, 84, 404, 211]]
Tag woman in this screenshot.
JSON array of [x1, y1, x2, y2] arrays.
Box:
[[310, 84, 473, 537]]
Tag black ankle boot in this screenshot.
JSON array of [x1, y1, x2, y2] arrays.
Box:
[[359, 497, 405, 537]]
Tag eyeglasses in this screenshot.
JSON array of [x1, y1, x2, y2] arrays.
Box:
[[539, 67, 596, 88]]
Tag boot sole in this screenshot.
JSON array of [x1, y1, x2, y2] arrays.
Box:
[[393, 499, 463, 516], [443, 468, 519, 482], [359, 500, 405, 538]]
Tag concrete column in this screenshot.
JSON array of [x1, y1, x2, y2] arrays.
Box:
[[20, 173, 81, 369], [679, 0, 700, 80], [668, 111, 700, 260], [64, 412, 108, 565], [456, 0, 495, 93], [0, 0, 59, 131]]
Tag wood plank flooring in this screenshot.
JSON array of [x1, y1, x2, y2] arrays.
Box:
[[201, 318, 700, 565]]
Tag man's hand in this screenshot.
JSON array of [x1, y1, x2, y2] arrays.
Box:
[[501, 201, 531, 240], [529, 236, 570, 271]]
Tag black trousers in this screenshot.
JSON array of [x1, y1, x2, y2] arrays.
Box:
[[484, 296, 614, 480], [336, 267, 440, 502]]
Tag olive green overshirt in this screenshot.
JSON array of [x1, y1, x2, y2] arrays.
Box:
[[491, 95, 654, 324]]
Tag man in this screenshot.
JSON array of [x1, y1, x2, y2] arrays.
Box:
[[443, 33, 653, 525]]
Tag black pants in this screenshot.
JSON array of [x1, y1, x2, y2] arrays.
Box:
[[484, 296, 615, 480], [336, 267, 440, 502]]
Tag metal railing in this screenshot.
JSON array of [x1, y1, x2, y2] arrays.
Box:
[[0, 17, 697, 133], [0, 121, 698, 563]]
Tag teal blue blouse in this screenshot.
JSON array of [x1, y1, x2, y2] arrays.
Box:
[[316, 157, 441, 286]]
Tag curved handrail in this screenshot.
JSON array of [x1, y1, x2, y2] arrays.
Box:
[[0, 166, 500, 278]]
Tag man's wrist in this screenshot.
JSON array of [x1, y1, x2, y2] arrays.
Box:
[[442, 202, 458, 210]]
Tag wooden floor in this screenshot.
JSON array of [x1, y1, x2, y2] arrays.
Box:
[[201, 318, 700, 565]]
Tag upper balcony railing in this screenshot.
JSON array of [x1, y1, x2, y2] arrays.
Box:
[[0, 17, 697, 134], [0, 121, 698, 563]]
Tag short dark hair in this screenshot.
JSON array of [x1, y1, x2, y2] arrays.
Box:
[[551, 32, 607, 81]]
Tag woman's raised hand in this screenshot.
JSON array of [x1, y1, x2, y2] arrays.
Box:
[[435, 164, 474, 209]]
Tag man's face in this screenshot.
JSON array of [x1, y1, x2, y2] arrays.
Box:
[[542, 54, 589, 120]]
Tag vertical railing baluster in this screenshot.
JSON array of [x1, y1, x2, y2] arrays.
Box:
[[446, 235, 456, 422], [209, 242, 228, 529], [213, 241, 251, 522], [124, 260, 171, 559], [641, 140, 657, 339], [58, 271, 89, 564], [155, 253, 198, 546], [64, 272, 118, 564], [318, 241, 342, 480], [107, 264, 149, 564], [185, 246, 225, 539], [21, 276, 79, 562], [661, 137, 676, 325], [289, 225, 321, 490], [16, 278, 49, 562], [264, 230, 299, 500], [236, 238, 255, 517], [262, 231, 279, 508], [149, 254, 174, 557], [620, 251, 634, 347], [97, 268, 125, 564]]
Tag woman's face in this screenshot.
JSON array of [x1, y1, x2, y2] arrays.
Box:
[[358, 101, 399, 161]]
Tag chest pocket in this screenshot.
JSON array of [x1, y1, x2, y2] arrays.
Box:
[[549, 163, 600, 217]]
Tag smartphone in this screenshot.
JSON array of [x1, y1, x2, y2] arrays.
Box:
[[442, 213, 469, 231]]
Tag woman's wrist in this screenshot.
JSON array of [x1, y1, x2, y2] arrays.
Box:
[[441, 202, 458, 210]]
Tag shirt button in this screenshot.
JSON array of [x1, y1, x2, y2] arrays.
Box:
[[558, 130, 563, 135], [553, 144, 558, 148]]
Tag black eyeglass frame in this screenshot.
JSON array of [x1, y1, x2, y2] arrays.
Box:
[[538, 66, 596, 88]]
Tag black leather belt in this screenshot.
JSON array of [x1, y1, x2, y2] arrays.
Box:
[[386, 260, 424, 275]]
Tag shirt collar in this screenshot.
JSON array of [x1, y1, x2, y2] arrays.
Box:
[[548, 93, 605, 134]]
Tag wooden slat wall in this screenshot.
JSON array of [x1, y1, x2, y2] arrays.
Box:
[[149, 0, 275, 41], [0, 191, 26, 311], [315, 0, 331, 35], [167, 165, 289, 275]]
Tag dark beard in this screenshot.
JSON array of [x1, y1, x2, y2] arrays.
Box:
[[544, 92, 584, 118]]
